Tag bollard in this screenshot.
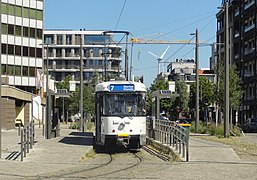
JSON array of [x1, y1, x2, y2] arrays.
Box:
[[21, 130, 24, 161], [18, 124, 21, 136]]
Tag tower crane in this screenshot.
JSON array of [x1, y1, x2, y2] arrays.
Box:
[[130, 37, 206, 44]]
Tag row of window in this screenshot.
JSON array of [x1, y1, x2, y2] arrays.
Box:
[[44, 34, 112, 45], [1, 43, 42, 58], [1, 3, 43, 20], [1, 64, 39, 77], [45, 47, 121, 58], [1, 23, 43, 39]]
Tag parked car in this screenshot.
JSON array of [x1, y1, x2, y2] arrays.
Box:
[[175, 118, 192, 128], [242, 118, 257, 133]]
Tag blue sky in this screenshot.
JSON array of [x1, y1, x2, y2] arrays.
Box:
[[44, 0, 222, 87]]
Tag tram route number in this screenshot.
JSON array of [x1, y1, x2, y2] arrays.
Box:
[[110, 84, 134, 91]]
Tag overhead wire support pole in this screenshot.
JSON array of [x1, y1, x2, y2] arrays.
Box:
[[80, 34, 84, 132], [46, 43, 51, 139], [125, 33, 129, 80], [0, 0, 2, 158], [224, 1, 230, 138], [130, 42, 134, 81], [190, 29, 199, 132], [102, 31, 130, 80], [195, 29, 199, 133]]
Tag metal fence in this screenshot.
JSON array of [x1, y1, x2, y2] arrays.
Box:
[[19, 120, 35, 161], [146, 118, 189, 161]]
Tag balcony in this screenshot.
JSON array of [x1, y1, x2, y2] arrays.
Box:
[[245, 1, 255, 10], [244, 24, 255, 33], [244, 48, 255, 55]]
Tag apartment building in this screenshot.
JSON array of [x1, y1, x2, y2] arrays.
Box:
[[43, 30, 122, 86], [216, 0, 256, 124], [0, 0, 44, 129]]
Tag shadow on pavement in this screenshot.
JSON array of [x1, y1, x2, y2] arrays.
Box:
[[69, 131, 93, 137], [58, 132, 93, 146]]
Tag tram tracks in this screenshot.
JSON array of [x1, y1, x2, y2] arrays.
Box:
[[142, 145, 172, 162]]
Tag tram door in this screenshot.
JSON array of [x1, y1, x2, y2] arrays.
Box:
[[95, 93, 102, 143]]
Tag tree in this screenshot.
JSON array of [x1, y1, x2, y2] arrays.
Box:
[[189, 77, 215, 120], [175, 80, 189, 116], [146, 78, 169, 115], [56, 75, 73, 121], [217, 64, 243, 127]]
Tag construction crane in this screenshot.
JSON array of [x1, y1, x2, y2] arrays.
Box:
[[130, 37, 206, 45]]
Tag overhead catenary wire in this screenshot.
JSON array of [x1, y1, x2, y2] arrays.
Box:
[[114, 0, 127, 30], [133, 10, 218, 34]]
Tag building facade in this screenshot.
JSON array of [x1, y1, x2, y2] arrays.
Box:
[[216, 0, 257, 124], [43, 30, 122, 86], [0, 0, 44, 129]]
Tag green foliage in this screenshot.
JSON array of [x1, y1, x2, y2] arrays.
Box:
[[217, 64, 243, 110], [175, 80, 189, 114], [190, 122, 241, 137], [230, 125, 241, 136], [55, 75, 73, 117], [189, 77, 215, 117], [147, 79, 170, 115]]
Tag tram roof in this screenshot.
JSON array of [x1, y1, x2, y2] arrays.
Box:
[[95, 80, 147, 92]]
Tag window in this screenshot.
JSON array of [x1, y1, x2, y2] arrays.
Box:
[[23, 27, 29, 37], [29, 67, 35, 77], [36, 29, 42, 39], [29, 47, 35, 57], [23, 47, 28, 56], [1, 3, 7, 14], [85, 35, 110, 44], [57, 34, 63, 45], [66, 35, 72, 45], [103, 93, 145, 116], [1, 44, 7, 54], [2, 24, 8, 34], [36, 10, 43, 20], [23, 7, 29, 18], [44, 35, 53, 44], [15, 45, 21, 56], [2, 64, 7, 75], [8, 44, 14, 55], [30, 28, 36, 38], [15, 66, 21, 76], [22, 66, 29, 76], [75, 35, 81, 45], [30, 9, 36, 19], [7, 65, 14, 76], [15, 26, 22, 36], [15, 6, 22, 17], [8, 24, 14, 35], [36, 48, 42, 58], [8, 4, 15, 16]]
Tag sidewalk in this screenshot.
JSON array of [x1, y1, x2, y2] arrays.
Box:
[[0, 123, 93, 179], [189, 135, 240, 162], [0, 124, 256, 179]]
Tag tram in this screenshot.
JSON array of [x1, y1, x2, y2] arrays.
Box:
[[94, 79, 147, 150]]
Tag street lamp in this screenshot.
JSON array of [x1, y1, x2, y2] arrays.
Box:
[[191, 28, 199, 132]]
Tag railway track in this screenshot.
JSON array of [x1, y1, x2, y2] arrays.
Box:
[[142, 145, 171, 161]]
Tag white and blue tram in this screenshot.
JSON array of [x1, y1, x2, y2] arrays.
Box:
[[94, 80, 147, 149]]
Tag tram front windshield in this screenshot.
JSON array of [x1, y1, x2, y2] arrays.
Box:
[[103, 93, 146, 116]]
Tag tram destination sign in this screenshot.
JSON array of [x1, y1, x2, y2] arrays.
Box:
[[109, 84, 135, 91]]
